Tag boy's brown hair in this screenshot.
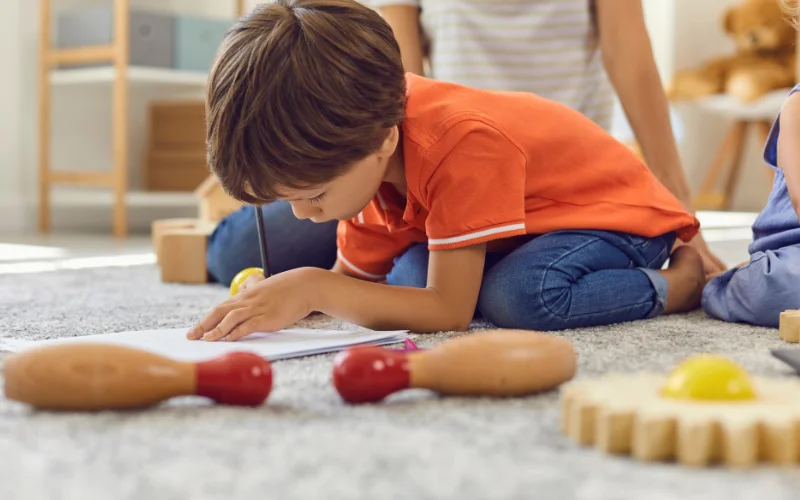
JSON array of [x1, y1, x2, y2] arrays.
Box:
[[206, 0, 406, 204]]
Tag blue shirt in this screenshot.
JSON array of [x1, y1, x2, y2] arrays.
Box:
[[749, 84, 800, 254]]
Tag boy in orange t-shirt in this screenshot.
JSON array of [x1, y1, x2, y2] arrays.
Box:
[[188, 0, 705, 342]]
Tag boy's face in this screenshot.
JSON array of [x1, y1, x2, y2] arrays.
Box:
[[280, 127, 400, 223]]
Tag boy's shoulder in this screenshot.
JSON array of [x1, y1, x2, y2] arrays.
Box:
[[402, 74, 532, 153]]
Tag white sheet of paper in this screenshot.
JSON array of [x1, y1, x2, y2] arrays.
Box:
[[0, 328, 409, 362]]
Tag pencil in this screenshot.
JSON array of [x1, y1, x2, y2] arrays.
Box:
[[254, 205, 272, 277]]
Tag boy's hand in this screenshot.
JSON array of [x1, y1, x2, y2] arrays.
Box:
[[187, 268, 315, 342], [238, 273, 266, 293]]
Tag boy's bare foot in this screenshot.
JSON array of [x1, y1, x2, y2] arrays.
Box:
[[657, 245, 705, 314]]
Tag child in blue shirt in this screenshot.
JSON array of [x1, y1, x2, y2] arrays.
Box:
[[703, 81, 800, 327]]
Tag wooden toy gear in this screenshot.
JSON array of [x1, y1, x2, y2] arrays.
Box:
[[561, 354, 800, 467]]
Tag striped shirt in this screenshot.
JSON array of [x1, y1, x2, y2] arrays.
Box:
[[368, 0, 615, 130]]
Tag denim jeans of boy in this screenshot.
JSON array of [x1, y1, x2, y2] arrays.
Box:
[[386, 230, 674, 330], [207, 201, 674, 331]]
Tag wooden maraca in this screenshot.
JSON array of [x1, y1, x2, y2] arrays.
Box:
[[332, 330, 576, 403], [3, 343, 272, 411]]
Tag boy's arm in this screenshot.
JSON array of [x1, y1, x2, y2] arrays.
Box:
[[190, 245, 485, 341], [595, 0, 726, 275], [778, 93, 800, 217], [331, 258, 389, 283], [377, 3, 425, 75], [314, 244, 487, 333], [330, 259, 349, 275]]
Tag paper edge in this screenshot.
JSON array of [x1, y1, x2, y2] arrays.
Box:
[[0, 330, 409, 357]]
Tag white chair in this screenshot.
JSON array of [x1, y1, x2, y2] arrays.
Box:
[[688, 89, 787, 211]]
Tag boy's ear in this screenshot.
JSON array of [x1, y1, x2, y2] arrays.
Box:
[[377, 126, 400, 156]]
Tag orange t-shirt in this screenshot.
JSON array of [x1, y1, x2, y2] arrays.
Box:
[[336, 74, 699, 281]]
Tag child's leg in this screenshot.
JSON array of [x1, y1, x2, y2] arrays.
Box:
[[702, 247, 800, 328], [205, 201, 338, 285], [385, 243, 429, 288], [385, 243, 506, 288], [477, 230, 704, 331]]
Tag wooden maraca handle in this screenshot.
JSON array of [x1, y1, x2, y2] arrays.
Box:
[[332, 330, 577, 403], [3, 343, 272, 411], [411, 330, 576, 396]]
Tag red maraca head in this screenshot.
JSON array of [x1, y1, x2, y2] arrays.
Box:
[[195, 352, 272, 406], [332, 346, 410, 404]]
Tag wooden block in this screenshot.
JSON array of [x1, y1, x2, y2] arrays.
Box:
[[779, 310, 800, 343], [151, 218, 206, 263], [158, 224, 216, 284], [145, 149, 210, 192], [198, 190, 243, 223], [149, 101, 206, 150], [194, 175, 244, 223]]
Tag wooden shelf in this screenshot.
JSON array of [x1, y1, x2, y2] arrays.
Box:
[[38, 0, 247, 238], [50, 66, 208, 87], [51, 188, 197, 207]]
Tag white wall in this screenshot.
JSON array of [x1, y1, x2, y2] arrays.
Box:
[[0, 0, 25, 233]]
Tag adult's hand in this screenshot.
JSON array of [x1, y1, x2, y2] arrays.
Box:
[[677, 235, 727, 278]]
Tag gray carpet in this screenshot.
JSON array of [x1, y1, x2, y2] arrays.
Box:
[[2, 264, 800, 500]]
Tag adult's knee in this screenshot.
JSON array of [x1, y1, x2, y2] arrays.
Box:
[[386, 244, 429, 288]]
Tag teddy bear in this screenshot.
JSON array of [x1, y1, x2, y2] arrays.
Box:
[[668, 0, 796, 103]]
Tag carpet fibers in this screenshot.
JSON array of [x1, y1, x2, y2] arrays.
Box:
[[2, 264, 800, 500]]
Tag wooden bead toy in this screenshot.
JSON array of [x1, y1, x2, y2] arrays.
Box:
[[779, 310, 800, 342], [561, 354, 800, 468], [4, 343, 272, 411], [332, 329, 576, 403]]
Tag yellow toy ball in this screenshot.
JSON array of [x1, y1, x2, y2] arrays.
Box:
[[229, 267, 264, 296], [661, 354, 756, 401]]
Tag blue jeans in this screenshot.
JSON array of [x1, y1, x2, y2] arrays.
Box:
[[207, 201, 674, 331], [702, 245, 800, 328], [387, 231, 674, 331], [206, 202, 338, 285]]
